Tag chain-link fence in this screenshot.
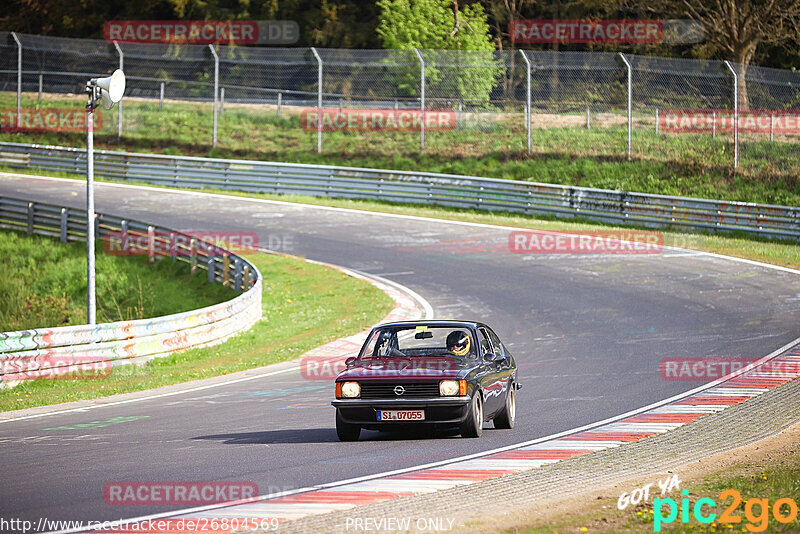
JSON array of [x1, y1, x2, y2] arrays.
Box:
[[2, 31, 800, 179]]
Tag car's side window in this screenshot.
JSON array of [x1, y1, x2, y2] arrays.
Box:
[[477, 328, 493, 358], [486, 328, 504, 357]]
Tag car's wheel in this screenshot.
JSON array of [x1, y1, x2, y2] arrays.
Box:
[[336, 410, 361, 441], [460, 391, 483, 438], [494, 383, 516, 429]]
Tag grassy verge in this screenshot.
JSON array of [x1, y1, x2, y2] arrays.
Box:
[[0, 230, 231, 331], [2, 93, 799, 206], [511, 443, 800, 533], [0, 239, 394, 412]]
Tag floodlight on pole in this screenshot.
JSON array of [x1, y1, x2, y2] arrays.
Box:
[[85, 69, 125, 325]]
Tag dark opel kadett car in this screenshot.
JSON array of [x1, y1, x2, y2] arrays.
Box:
[[331, 320, 520, 441]]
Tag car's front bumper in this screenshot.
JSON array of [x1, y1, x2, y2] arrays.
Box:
[[332, 396, 471, 427]]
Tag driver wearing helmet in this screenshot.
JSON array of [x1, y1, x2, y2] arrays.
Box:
[[446, 330, 471, 357]]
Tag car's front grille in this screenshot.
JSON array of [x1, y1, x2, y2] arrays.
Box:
[[359, 381, 440, 399]]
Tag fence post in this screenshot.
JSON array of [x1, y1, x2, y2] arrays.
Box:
[[413, 48, 426, 151], [520, 50, 532, 154], [311, 47, 323, 153], [38, 73, 42, 102], [159, 82, 164, 110], [712, 111, 716, 138], [723, 60, 739, 169], [618, 52, 632, 160], [147, 225, 155, 263], [277, 92, 282, 118], [60, 208, 68, 242], [586, 105, 590, 129], [220, 87, 225, 115], [26, 202, 34, 234], [113, 41, 123, 140], [209, 44, 219, 148], [207, 256, 215, 283], [11, 32, 21, 128], [190, 237, 197, 273], [770, 113, 774, 142], [655, 108, 659, 133]]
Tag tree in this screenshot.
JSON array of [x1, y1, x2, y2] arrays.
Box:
[[377, 0, 501, 103], [643, 0, 800, 109]]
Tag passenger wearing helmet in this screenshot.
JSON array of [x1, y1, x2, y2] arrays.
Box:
[[446, 330, 471, 357]]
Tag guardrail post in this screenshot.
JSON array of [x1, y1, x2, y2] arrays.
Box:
[[618, 53, 632, 160], [519, 50, 532, 154], [159, 82, 164, 110], [277, 92, 282, 119], [310, 47, 323, 153], [147, 225, 155, 263], [723, 60, 739, 169], [413, 48, 425, 151], [113, 41, 123, 140], [121, 220, 128, 251], [234, 257, 242, 290], [11, 32, 21, 128], [26, 202, 34, 234], [243, 264, 251, 290], [207, 256, 215, 283], [190, 237, 198, 273], [169, 231, 176, 261], [60, 208, 68, 242], [222, 254, 230, 287], [209, 44, 219, 148]]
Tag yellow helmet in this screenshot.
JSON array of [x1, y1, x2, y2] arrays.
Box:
[[446, 330, 471, 356]]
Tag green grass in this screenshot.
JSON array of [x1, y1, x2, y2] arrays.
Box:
[[3, 92, 799, 206], [0, 248, 394, 412], [0, 230, 231, 331]]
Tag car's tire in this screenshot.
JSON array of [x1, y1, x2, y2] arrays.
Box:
[[493, 383, 516, 429], [460, 391, 483, 438], [336, 410, 361, 441]]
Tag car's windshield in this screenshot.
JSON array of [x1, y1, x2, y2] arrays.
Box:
[[359, 325, 477, 359]]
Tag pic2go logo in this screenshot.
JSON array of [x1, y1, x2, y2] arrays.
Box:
[[653, 489, 798, 532]]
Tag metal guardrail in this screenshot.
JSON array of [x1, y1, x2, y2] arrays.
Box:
[[1, 141, 798, 241], [0, 194, 262, 386]]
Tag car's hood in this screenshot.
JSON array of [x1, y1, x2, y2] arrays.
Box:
[[336, 356, 475, 380]]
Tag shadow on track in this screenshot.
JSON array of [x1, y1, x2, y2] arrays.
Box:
[[194, 426, 470, 444]]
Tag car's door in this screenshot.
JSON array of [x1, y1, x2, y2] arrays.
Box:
[[486, 326, 515, 393], [477, 327, 505, 415]]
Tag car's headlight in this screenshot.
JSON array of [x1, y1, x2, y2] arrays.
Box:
[[439, 380, 462, 396], [340, 381, 360, 398]]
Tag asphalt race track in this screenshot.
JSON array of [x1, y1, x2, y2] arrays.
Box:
[[1, 174, 799, 527]]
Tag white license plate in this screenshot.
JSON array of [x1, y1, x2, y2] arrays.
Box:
[[377, 409, 425, 421]]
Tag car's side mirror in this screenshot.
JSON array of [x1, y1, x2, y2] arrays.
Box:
[[484, 352, 497, 362], [345, 357, 357, 367]]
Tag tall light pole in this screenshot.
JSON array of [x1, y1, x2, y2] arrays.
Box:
[[85, 69, 125, 325]]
